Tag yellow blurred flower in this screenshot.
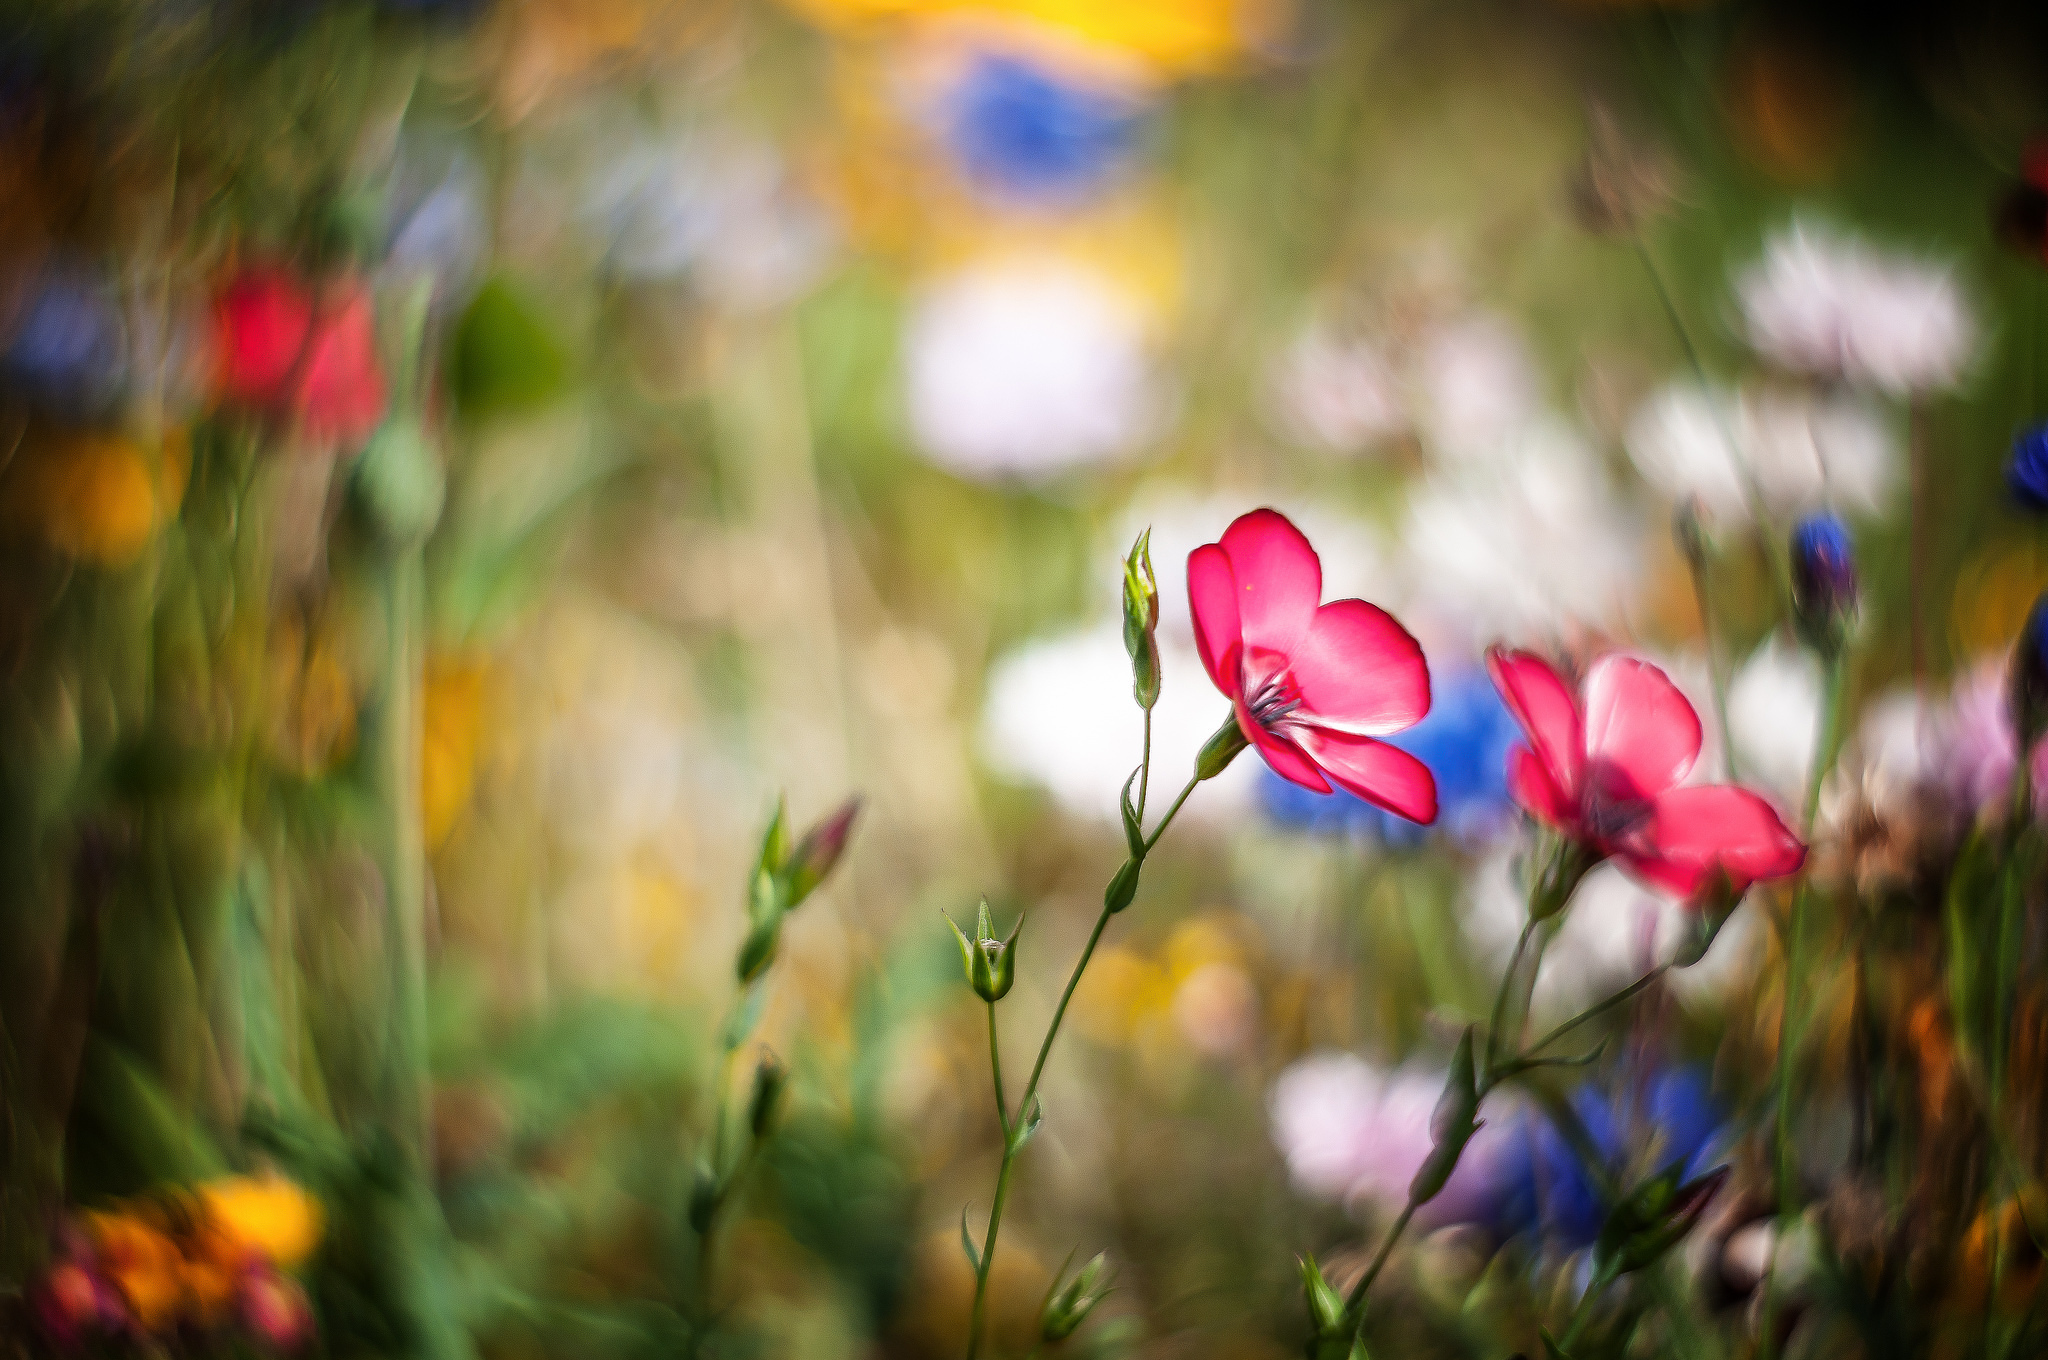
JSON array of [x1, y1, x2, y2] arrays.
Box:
[[199, 1173, 324, 1269], [1073, 943, 1173, 1044], [1953, 542, 2048, 661], [13, 428, 188, 566], [422, 658, 489, 850], [84, 1210, 185, 1331], [785, 0, 1272, 75]]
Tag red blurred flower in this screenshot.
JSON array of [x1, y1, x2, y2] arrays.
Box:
[[239, 1267, 315, 1351], [1487, 648, 1804, 900], [1189, 509, 1437, 823], [213, 268, 386, 448]]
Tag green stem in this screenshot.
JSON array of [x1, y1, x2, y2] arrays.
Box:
[[1485, 917, 1539, 1080], [1521, 966, 1669, 1064], [1343, 1200, 1417, 1319], [988, 1001, 1010, 1135], [1138, 707, 1152, 822], [1559, 1263, 1619, 1352], [965, 738, 1209, 1360], [1685, 545, 1741, 782]]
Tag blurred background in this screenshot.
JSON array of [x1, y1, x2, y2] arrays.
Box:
[[6, 0, 2048, 1356]]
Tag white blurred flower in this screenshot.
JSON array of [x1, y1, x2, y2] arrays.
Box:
[[906, 256, 1161, 479], [1172, 961, 1259, 1059], [1268, 1053, 1520, 1225], [1727, 637, 1823, 803], [1736, 219, 1975, 395], [979, 622, 1251, 822], [1624, 382, 1897, 522], [1403, 421, 1642, 641], [1268, 324, 1403, 455], [588, 134, 837, 309], [1416, 313, 1542, 465]]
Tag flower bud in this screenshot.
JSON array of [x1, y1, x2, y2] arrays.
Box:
[[32, 1260, 114, 1347], [1297, 1254, 1346, 1336], [783, 797, 861, 910], [1195, 716, 1248, 781], [1789, 513, 1857, 657], [1122, 529, 1161, 711], [1041, 1251, 1113, 1343], [748, 1051, 788, 1140], [240, 1268, 316, 1351], [2011, 592, 2048, 757], [352, 416, 444, 550], [689, 1162, 720, 1233], [948, 899, 1020, 1002], [1410, 1026, 1481, 1206], [2008, 425, 2048, 511], [1594, 1161, 1730, 1278], [736, 911, 781, 983]]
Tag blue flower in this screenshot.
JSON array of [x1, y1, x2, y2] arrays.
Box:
[[1, 265, 124, 417], [1493, 1066, 1725, 1249], [2008, 424, 2048, 511], [943, 53, 1140, 204], [1257, 665, 1520, 843]]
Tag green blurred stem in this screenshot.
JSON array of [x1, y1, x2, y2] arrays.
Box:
[[965, 745, 1207, 1360], [1993, 771, 2034, 1116], [376, 546, 433, 1175], [1138, 708, 1153, 821], [1759, 650, 1849, 1360], [1560, 1262, 1620, 1353]]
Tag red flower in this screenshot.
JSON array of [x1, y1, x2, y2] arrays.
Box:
[[1487, 647, 1804, 899], [213, 268, 386, 448], [1189, 509, 1437, 823]]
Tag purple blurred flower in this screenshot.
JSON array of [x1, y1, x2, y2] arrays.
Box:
[[3, 264, 124, 415]]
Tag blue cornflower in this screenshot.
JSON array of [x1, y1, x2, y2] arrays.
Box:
[[1493, 1066, 1725, 1249], [943, 53, 1140, 204], [1789, 512, 1857, 655], [2, 265, 124, 416], [2008, 424, 2048, 511], [1257, 665, 1520, 844]]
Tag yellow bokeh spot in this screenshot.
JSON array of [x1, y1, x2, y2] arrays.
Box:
[[17, 429, 187, 566], [199, 1173, 325, 1269], [422, 659, 489, 850], [1073, 943, 1172, 1043]]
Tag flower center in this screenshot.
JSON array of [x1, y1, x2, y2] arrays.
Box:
[[1582, 759, 1653, 845], [1241, 653, 1303, 731]]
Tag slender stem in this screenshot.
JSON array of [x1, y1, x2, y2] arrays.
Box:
[[1522, 966, 1669, 1063], [1343, 1200, 1417, 1318], [1559, 1263, 1618, 1352], [965, 740, 1209, 1360], [987, 1002, 1010, 1134], [965, 1152, 1020, 1360], [1138, 708, 1153, 822], [1485, 917, 1539, 1079]]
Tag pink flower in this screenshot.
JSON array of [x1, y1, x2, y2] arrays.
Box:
[[1487, 648, 1805, 899], [213, 268, 386, 448], [1189, 509, 1437, 823]]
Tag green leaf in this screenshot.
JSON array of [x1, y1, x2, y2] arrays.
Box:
[[961, 1207, 982, 1272], [1120, 770, 1145, 859]]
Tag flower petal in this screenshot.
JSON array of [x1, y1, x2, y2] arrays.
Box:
[[1618, 785, 1806, 899], [1288, 599, 1431, 735], [1506, 744, 1575, 829], [1582, 654, 1702, 800], [1237, 697, 1331, 794], [1486, 648, 1584, 803], [1188, 542, 1243, 695], [1218, 508, 1322, 657], [1294, 725, 1439, 824]]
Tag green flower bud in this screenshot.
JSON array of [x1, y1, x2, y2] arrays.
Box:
[[1103, 858, 1142, 915], [1122, 529, 1162, 711], [1041, 1251, 1113, 1344], [948, 898, 1021, 1002], [1196, 716, 1249, 782], [352, 416, 445, 549], [748, 1051, 788, 1140], [1410, 1027, 1481, 1206], [1298, 1254, 1346, 1337], [1594, 1162, 1730, 1278], [689, 1162, 720, 1233], [736, 912, 781, 983]]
